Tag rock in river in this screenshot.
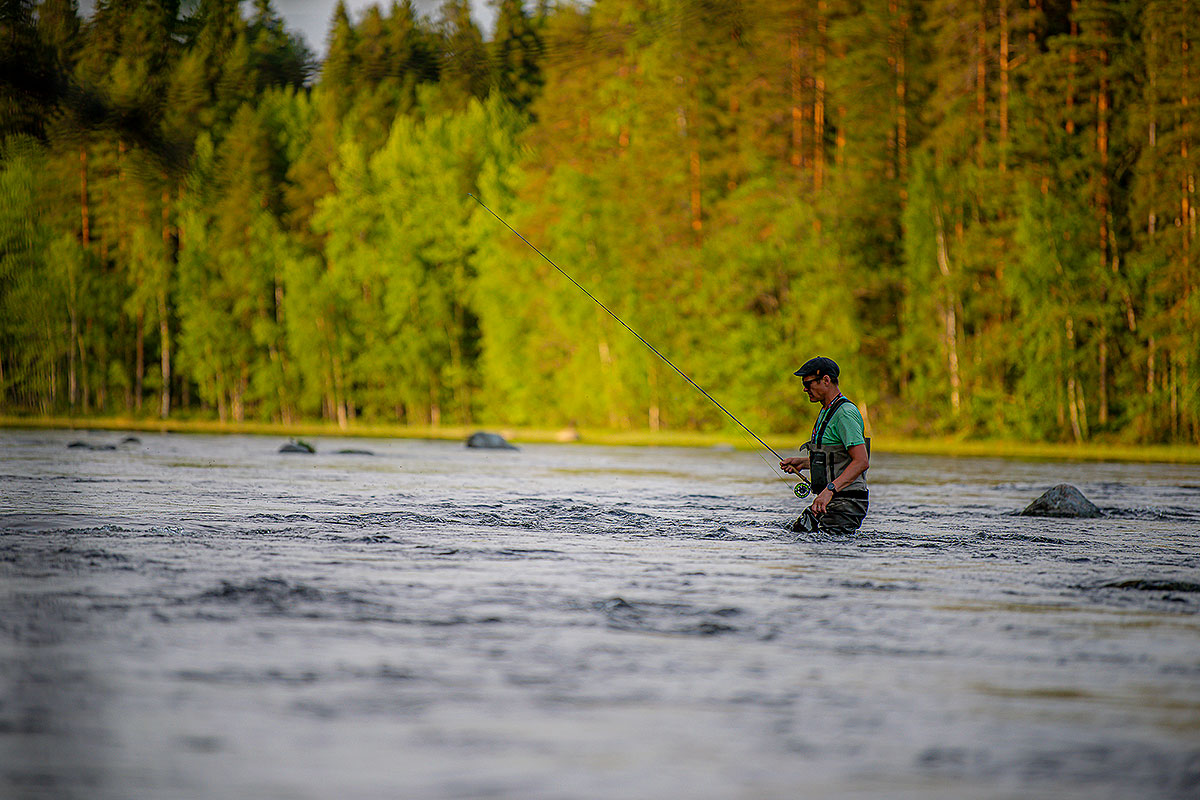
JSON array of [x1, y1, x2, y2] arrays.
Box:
[[466, 431, 518, 451], [67, 441, 116, 450], [279, 440, 315, 454], [1020, 484, 1102, 518]]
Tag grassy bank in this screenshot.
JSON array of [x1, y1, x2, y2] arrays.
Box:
[[4, 415, 1200, 464]]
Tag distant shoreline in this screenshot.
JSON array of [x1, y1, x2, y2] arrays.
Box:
[[3, 415, 1199, 465]]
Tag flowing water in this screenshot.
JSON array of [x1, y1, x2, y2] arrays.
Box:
[[2, 428, 1198, 799]]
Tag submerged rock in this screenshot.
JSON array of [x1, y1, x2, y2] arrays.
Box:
[[335, 448, 374, 456], [67, 441, 116, 450], [199, 577, 324, 606], [466, 431, 518, 450], [1020, 484, 1102, 518], [1094, 579, 1200, 592], [279, 440, 315, 454], [121, 436, 141, 444]]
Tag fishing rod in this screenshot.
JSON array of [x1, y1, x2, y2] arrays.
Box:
[[468, 194, 811, 499]]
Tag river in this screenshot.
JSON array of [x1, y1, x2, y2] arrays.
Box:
[[2, 428, 1198, 799]]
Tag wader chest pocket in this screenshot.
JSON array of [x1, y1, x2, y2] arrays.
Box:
[[810, 450, 829, 491]]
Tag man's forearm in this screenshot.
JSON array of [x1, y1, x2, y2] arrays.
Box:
[[831, 451, 869, 490]]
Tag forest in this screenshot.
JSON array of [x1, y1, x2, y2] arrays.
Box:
[[0, 0, 1196, 444]]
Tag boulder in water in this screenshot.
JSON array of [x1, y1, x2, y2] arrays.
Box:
[[335, 448, 374, 456], [279, 440, 315, 454], [466, 431, 518, 450], [121, 436, 141, 444], [1020, 484, 1101, 518]]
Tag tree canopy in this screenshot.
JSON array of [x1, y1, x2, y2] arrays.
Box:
[[1, 0, 1196, 443]]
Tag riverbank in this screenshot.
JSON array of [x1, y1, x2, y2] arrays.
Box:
[[4, 414, 1199, 464]]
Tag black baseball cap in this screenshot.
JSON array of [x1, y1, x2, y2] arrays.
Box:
[[794, 356, 839, 379]]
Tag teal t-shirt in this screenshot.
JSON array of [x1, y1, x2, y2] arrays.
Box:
[[812, 398, 866, 448]]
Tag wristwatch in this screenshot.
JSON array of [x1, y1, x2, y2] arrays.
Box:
[[826, 482, 837, 495]]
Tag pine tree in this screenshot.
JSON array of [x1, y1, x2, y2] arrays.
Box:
[[247, 0, 314, 92], [490, 0, 543, 113], [437, 0, 489, 109], [1127, 0, 1199, 441]]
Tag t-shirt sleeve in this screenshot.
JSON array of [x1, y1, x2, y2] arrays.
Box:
[[834, 405, 866, 447]]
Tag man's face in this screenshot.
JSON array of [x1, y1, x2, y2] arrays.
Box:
[[802, 374, 825, 402]]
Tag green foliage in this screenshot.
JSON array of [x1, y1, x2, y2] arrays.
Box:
[[0, 138, 59, 407], [315, 93, 523, 423], [490, 0, 543, 112], [1, 0, 1197, 443]]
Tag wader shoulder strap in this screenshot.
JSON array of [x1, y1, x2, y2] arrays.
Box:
[[814, 396, 852, 446]]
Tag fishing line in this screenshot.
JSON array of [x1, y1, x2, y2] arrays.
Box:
[[469, 193, 808, 497]]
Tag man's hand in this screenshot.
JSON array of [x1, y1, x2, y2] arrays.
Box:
[[780, 456, 809, 475], [811, 486, 834, 514]]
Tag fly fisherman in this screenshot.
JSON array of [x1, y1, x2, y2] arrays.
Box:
[[779, 356, 870, 534]]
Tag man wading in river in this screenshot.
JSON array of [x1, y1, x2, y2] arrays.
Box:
[[779, 356, 870, 534]]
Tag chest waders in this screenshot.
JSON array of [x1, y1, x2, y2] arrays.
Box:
[[808, 396, 869, 495]]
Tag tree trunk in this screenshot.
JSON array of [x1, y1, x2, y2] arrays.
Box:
[[159, 291, 170, 418], [80, 147, 89, 247], [619, 64, 631, 151], [934, 206, 961, 415], [450, 297, 470, 423], [333, 353, 347, 429], [894, 0, 909, 197], [976, 0, 987, 169], [648, 365, 661, 431], [1183, 4, 1195, 441], [1182, 15, 1192, 259], [233, 366, 248, 423], [68, 289, 78, 411], [118, 139, 127, 251], [217, 370, 228, 422], [275, 275, 292, 423], [999, 0, 1009, 172], [814, 0, 827, 190], [1067, 376, 1083, 442], [689, 140, 702, 232], [161, 180, 172, 419], [1065, 317, 1087, 440], [78, 321, 89, 413], [1098, 336, 1108, 425], [1171, 353, 1179, 439], [790, 26, 803, 168], [135, 306, 144, 413], [1066, 0, 1078, 135], [1098, 39, 1110, 287]]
